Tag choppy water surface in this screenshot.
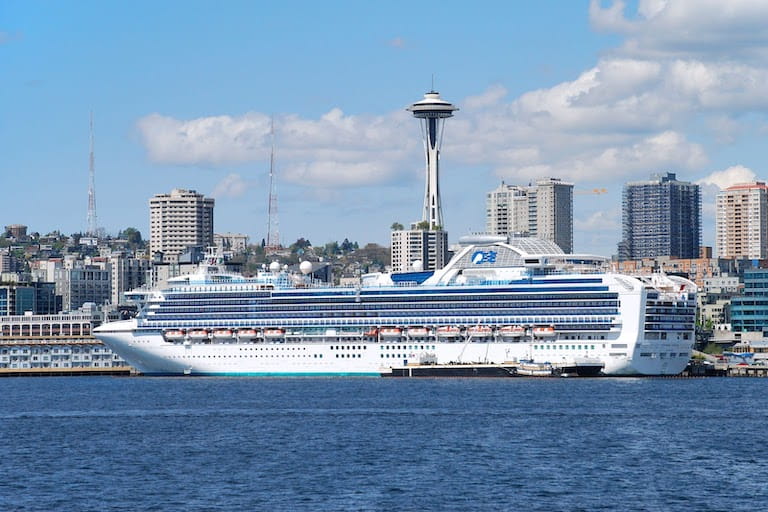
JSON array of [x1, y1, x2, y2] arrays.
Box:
[[1, 376, 767, 511]]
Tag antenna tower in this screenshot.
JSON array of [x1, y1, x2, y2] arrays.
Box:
[[86, 111, 99, 237], [265, 118, 280, 254]]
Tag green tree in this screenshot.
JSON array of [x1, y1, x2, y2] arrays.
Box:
[[119, 227, 144, 248], [390, 222, 404, 231]]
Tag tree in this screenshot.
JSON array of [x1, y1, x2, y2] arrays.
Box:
[[290, 238, 312, 253], [119, 227, 144, 248], [340, 238, 356, 253], [390, 222, 404, 231]]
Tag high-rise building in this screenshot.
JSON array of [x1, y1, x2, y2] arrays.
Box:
[[390, 227, 449, 274], [390, 91, 456, 272], [109, 252, 150, 306], [618, 172, 700, 260], [716, 182, 768, 259], [485, 178, 573, 253], [149, 189, 214, 262]]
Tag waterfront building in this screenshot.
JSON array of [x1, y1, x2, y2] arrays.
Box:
[[716, 182, 768, 259], [0, 312, 127, 372], [149, 189, 214, 262], [618, 172, 701, 260], [697, 276, 743, 328], [731, 269, 768, 335], [0, 282, 59, 316], [485, 178, 573, 253]]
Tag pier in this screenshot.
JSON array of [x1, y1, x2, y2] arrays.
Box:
[[0, 366, 133, 378]]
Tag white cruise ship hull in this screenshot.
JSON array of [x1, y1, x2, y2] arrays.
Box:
[[95, 239, 697, 377], [96, 321, 692, 377]]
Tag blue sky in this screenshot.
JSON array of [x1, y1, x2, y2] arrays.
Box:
[[3, 0, 768, 256]]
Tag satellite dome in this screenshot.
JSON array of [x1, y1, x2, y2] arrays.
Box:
[[269, 261, 280, 272], [412, 260, 423, 272], [299, 261, 313, 275]]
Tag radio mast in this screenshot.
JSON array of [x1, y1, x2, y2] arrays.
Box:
[[265, 118, 280, 254], [86, 111, 99, 237]]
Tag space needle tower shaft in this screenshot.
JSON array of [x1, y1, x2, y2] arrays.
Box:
[[407, 91, 458, 230]]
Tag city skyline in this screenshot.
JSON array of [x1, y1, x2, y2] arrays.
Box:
[[4, 1, 768, 256]]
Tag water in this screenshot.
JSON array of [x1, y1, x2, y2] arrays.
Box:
[[1, 377, 767, 511]]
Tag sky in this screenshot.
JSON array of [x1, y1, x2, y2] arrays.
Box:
[[3, 0, 768, 257]]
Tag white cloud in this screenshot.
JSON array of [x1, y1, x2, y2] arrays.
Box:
[[137, 113, 271, 165], [696, 165, 757, 189], [574, 209, 621, 232], [136, 1, 768, 197], [211, 173, 248, 199], [590, 0, 768, 59]]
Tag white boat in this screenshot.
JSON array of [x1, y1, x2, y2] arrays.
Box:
[[436, 326, 461, 338], [164, 329, 186, 341], [237, 328, 258, 340], [516, 361, 553, 377], [212, 329, 234, 339], [499, 326, 525, 339], [95, 237, 697, 376], [532, 326, 556, 338], [380, 327, 402, 338]]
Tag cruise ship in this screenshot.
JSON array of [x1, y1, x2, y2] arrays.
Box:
[[94, 236, 697, 376]]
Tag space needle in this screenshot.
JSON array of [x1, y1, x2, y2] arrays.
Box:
[[407, 90, 458, 230]]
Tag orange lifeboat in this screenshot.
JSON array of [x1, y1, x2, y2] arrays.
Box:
[[188, 329, 210, 340], [380, 327, 402, 338], [467, 326, 493, 337], [237, 328, 258, 339], [364, 327, 379, 337], [164, 329, 185, 341], [264, 328, 286, 338], [212, 329, 234, 339], [532, 326, 556, 338], [436, 326, 461, 338], [500, 325, 525, 339], [407, 327, 429, 337]]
